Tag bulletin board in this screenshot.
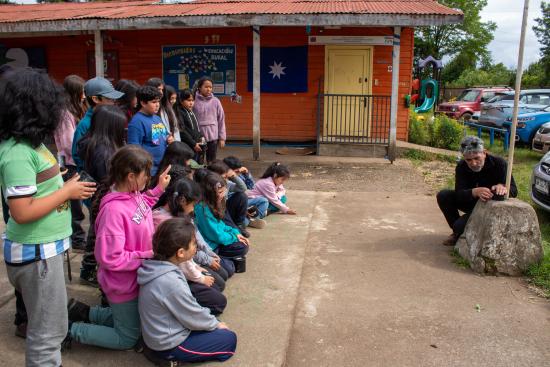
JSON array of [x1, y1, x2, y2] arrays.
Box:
[[162, 45, 236, 96]]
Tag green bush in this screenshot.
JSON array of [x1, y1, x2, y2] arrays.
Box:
[[408, 111, 429, 146], [408, 113, 463, 150], [434, 115, 463, 150]]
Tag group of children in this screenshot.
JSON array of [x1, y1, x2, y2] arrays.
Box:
[[0, 67, 297, 367]]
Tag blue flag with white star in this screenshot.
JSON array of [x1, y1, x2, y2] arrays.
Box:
[[247, 46, 308, 93]]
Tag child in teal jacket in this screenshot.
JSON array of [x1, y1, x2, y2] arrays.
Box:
[[194, 172, 249, 262]]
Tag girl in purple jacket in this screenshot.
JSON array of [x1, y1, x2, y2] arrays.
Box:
[[193, 76, 226, 163]]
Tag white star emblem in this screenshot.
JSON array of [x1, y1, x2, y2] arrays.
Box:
[[268, 61, 286, 79]]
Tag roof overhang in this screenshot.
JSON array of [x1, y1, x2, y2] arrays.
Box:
[[0, 12, 463, 36]]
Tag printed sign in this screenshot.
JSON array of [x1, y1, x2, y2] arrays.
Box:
[[162, 45, 236, 96], [308, 36, 393, 46]]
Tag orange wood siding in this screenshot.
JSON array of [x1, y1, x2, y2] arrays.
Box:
[[1, 26, 413, 141]]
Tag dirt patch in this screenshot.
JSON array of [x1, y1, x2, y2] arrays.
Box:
[[413, 160, 455, 194], [242, 159, 431, 194]]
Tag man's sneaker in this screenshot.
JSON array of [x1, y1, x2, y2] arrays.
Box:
[[442, 233, 459, 247], [238, 224, 250, 238], [67, 298, 90, 323], [80, 268, 99, 288], [248, 217, 266, 229], [14, 323, 27, 339]]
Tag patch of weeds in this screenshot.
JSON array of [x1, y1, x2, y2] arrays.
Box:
[[402, 148, 457, 164], [451, 248, 470, 269], [525, 240, 550, 298]]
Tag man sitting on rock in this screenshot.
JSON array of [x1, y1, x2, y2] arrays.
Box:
[[436, 136, 518, 246]]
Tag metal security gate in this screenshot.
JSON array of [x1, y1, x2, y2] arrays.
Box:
[[316, 93, 391, 147]]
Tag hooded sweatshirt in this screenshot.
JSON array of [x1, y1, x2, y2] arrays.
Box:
[[247, 177, 289, 213], [94, 185, 163, 303], [192, 92, 226, 143], [138, 260, 219, 351]]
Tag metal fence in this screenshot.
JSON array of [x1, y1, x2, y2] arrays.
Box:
[[316, 93, 392, 145]]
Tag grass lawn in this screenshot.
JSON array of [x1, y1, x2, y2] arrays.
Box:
[[408, 129, 550, 296]]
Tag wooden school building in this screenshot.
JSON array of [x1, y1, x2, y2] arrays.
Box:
[[0, 0, 462, 160]]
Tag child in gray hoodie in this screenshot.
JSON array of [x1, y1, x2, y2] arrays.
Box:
[[138, 217, 237, 364]]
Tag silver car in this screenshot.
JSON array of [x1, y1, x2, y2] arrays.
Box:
[[532, 122, 550, 153], [479, 89, 550, 128], [531, 151, 550, 211]]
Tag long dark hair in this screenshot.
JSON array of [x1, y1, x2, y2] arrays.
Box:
[[115, 79, 139, 120], [165, 178, 202, 217], [152, 141, 194, 186], [153, 217, 196, 261], [198, 171, 226, 220], [260, 162, 290, 179], [0, 68, 65, 148], [63, 74, 87, 121], [154, 164, 193, 208], [83, 105, 126, 173], [91, 145, 153, 219]]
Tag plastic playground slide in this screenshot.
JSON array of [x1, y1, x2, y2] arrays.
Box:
[[414, 79, 438, 113]]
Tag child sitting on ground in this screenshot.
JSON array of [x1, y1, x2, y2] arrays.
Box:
[[223, 155, 270, 224], [153, 178, 227, 315], [194, 172, 250, 265], [247, 162, 296, 216], [138, 218, 237, 365], [64, 146, 171, 351]]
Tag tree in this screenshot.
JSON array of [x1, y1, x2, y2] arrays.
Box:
[[533, 1, 550, 86], [415, 0, 496, 84], [446, 63, 514, 87]]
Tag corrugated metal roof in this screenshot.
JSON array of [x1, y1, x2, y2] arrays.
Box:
[[0, 0, 461, 23]]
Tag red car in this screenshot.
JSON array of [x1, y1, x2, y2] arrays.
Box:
[[436, 87, 512, 121]]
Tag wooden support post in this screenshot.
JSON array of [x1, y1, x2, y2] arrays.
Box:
[[94, 29, 104, 78], [388, 26, 401, 163], [252, 25, 261, 160]]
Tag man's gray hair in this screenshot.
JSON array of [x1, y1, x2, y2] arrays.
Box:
[[460, 136, 484, 155]]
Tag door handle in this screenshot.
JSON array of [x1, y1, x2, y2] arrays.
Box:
[[364, 78, 368, 83], [358, 77, 362, 84]]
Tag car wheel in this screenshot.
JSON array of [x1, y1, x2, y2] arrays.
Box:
[[461, 113, 473, 122]]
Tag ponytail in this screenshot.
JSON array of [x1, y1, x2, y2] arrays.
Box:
[[260, 162, 290, 179]]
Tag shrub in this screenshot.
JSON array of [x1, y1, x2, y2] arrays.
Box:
[[434, 115, 463, 150], [408, 112, 463, 151], [408, 111, 429, 146]]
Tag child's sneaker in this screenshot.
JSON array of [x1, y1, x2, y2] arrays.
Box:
[[237, 224, 250, 238], [143, 343, 181, 366], [79, 268, 99, 288], [67, 298, 90, 323], [248, 217, 266, 229]]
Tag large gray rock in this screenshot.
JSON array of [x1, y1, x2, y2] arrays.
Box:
[[455, 199, 543, 276]]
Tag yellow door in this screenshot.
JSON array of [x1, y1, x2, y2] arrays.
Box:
[[324, 46, 372, 138]]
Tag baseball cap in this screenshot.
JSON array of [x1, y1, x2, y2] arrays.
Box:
[[84, 77, 124, 100]]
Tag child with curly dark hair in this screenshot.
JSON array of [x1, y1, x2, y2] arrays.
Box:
[[0, 68, 96, 366]]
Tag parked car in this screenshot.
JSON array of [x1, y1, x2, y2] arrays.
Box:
[[531, 151, 550, 211], [478, 89, 550, 128], [532, 122, 550, 153], [502, 106, 550, 144], [437, 87, 512, 121]]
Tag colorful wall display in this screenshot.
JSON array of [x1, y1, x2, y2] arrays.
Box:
[[162, 45, 236, 96]]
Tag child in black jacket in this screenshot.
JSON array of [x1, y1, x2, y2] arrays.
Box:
[[175, 88, 205, 163]]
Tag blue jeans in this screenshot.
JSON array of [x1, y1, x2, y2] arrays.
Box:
[[247, 196, 269, 219], [154, 329, 237, 363]]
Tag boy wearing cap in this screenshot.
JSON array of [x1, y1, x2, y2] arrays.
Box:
[[71, 77, 124, 172], [436, 136, 518, 246]]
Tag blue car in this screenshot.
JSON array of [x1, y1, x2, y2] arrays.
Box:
[[502, 106, 550, 145]]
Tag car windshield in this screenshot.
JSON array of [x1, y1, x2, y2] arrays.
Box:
[[520, 93, 550, 105], [487, 94, 510, 103], [456, 90, 480, 102]]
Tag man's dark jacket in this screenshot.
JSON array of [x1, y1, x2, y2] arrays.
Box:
[[454, 153, 518, 204]]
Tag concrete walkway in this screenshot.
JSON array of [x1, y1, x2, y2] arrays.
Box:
[[0, 152, 548, 366]]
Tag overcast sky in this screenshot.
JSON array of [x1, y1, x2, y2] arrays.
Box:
[[481, 0, 543, 69]]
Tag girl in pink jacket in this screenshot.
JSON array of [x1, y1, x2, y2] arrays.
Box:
[[63, 145, 171, 351], [247, 162, 297, 216], [193, 76, 226, 163]]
